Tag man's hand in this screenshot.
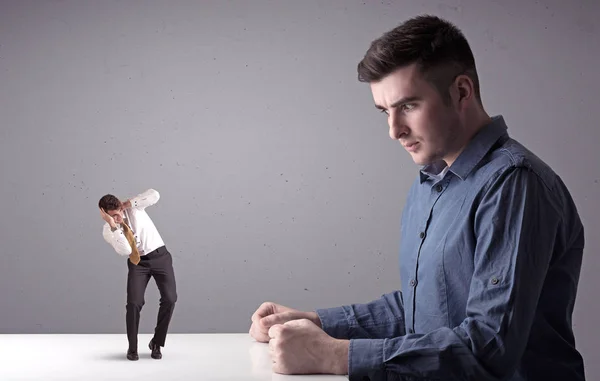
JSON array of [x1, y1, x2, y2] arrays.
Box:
[[268, 319, 349, 375], [99, 207, 117, 229], [249, 302, 322, 343]]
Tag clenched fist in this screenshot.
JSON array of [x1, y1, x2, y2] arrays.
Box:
[[249, 302, 321, 343], [268, 318, 348, 375]]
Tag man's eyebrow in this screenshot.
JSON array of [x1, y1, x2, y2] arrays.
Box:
[[375, 96, 422, 110]]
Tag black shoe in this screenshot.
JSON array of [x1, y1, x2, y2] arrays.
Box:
[[149, 339, 162, 359], [126, 349, 139, 361]]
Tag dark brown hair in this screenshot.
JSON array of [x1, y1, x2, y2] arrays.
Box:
[[98, 194, 122, 211], [357, 15, 481, 104]]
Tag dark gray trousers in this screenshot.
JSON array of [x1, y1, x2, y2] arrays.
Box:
[[126, 246, 177, 350]]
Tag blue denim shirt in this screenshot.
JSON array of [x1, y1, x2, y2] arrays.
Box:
[[317, 116, 585, 381]]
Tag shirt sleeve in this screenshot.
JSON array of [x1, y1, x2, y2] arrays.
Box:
[[347, 166, 566, 381], [316, 291, 406, 340], [129, 188, 160, 209], [102, 223, 132, 256]]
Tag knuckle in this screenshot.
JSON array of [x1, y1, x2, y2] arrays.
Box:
[[282, 311, 294, 321]]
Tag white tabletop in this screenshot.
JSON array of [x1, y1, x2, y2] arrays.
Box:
[[0, 333, 348, 380]]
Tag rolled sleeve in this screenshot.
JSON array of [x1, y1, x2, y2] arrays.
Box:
[[316, 306, 351, 339], [317, 291, 406, 340], [349, 338, 385, 381]]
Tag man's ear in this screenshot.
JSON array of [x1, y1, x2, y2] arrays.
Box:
[[455, 74, 474, 103]]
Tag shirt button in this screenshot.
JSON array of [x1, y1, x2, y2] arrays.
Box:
[[409, 279, 417, 287], [419, 231, 425, 239], [491, 277, 499, 285], [435, 184, 443, 192]]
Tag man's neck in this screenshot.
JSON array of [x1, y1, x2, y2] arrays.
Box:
[[444, 110, 492, 167]]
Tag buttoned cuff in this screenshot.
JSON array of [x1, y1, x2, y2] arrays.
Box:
[[316, 306, 351, 339], [349, 339, 385, 381]]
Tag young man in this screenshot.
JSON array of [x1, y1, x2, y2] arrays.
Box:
[[99, 188, 177, 361], [249, 15, 585, 381]]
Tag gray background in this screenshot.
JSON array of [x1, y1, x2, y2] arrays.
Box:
[[1, 0, 598, 378]]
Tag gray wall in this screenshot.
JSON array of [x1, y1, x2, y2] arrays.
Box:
[[1, 0, 598, 377]]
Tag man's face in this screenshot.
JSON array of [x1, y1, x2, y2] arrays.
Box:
[[106, 208, 124, 224], [370, 63, 464, 166]]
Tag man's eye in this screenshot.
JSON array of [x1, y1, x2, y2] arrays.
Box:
[[401, 104, 415, 112], [380, 109, 389, 116]]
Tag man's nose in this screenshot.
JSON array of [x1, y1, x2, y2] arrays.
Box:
[[389, 121, 408, 140], [388, 113, 408, 140]]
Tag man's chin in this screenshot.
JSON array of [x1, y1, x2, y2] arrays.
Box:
[[409, 154, 426, 166], [411, 156, 437, 167]]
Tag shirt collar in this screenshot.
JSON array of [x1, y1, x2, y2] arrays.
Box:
[[420, 115, 509, 183]]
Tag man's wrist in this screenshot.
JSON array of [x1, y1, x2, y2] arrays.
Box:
[[329, 339, 349, 375], [110, 224, 118, 231], [308, 312, 322, 328]]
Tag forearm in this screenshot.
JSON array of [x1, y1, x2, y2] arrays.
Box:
[[103, 225, 132, 256], [346, 325, 501, 381], [129, 188, 160, 209], [316, 291, 406, 340]]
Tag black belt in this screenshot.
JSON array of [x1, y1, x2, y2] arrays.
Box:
[[140, 245, 168, 260]]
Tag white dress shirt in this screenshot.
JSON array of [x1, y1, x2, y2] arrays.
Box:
[[102, 189, 165, 256]]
